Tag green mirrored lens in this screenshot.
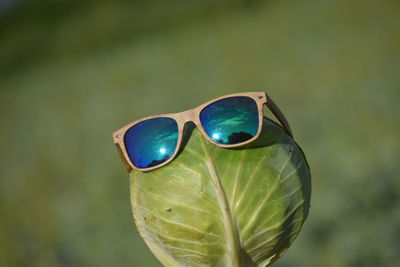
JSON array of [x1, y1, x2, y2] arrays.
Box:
[[200, 96, 259, 145], [124, 117, 178, 168]]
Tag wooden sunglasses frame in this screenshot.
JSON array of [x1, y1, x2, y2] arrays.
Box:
[[113, 92, 293, 173]]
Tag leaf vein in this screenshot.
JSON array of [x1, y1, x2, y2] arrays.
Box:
[[137, 204, 223, 240], [149, 172, 220, 210], [234, 153, 268, 211]]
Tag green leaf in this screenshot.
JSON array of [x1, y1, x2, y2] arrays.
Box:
[[130, 117, 311, 267]]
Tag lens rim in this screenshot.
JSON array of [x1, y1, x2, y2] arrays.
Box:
[[114, 115, 183, 172], [197, 96, 264, 148], [124, 117, 180, 169]]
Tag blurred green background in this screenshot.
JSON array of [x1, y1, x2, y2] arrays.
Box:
[[1, 0, 399, 266]]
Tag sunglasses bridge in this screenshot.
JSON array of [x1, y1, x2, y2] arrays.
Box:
[[176, 108, 200, 124]]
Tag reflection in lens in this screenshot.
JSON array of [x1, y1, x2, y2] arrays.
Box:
[[124, 117, 178, 168], [200, 96, 259, 145]]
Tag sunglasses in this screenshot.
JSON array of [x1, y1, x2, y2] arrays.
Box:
[[113, 92, 293, 172]]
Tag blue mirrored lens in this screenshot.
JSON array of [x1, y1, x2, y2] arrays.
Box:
[[124, 117, 178, 168], [200, 96, 259, 145]]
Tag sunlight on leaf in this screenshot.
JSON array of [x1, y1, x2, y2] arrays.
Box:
[[130, 118, 311, 267]]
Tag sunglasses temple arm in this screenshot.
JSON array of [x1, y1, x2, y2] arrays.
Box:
[[265, 94, 294, 138], [114, 143, 133, 173]]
